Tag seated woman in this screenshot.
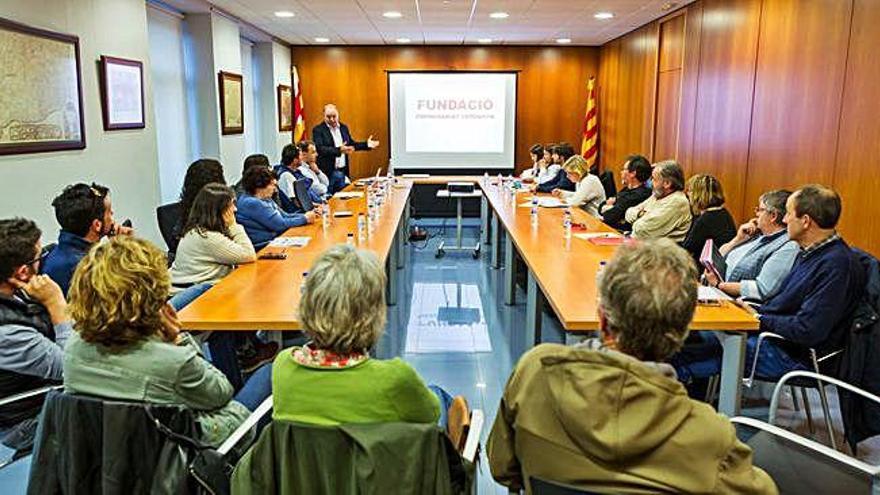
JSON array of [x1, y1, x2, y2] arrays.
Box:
[[272, 245, 440, 425], [64, 236, 271, 446], [680, 174, 736, 266], [551, 155, 606, 218], [519, 144, 545, 182], [704, 189, 798, 302], [172, 159, 226, 255], [235, 166, 315, 249]]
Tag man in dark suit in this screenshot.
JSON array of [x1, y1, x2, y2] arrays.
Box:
[[312, 104, 379, 194]]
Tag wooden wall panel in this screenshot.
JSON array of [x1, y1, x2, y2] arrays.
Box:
[[291, 46, 598, 179], [675, 2, 703, 175], [653, 14, 686, 162], [598, 39, 621, 172], [689, 0, 762, 221], [833, 0, 880, 253], [743, 0, 852, 211]]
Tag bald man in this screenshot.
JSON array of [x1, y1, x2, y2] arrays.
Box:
[[312, 104, 379, 194]]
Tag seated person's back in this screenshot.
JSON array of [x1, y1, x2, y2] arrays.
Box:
[[272, 245, 439, 425], [680, 174, 737, 266], [487, 240, 776, 494]]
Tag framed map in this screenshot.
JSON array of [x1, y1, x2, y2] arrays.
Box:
[[218, 71, 243, 135], [0, 17, 85, 155], [100, 56, 145, 130], [277, 84, 292, 132]]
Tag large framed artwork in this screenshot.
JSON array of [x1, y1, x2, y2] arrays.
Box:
[[277, 84, 293, 132], [0, 17, 86, 155], [218, 71, 243, 135], [99, 56, 145, 130]]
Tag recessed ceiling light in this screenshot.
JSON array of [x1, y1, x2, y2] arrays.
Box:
[[556, 38, 572, 44], [477, 38, 492, 44], [274, 11, 295, 18], [314, 37, 330, 43], [594, 12, 614, 20], [396, 38, 411, 43], [661, 2, 679, 11], [383, 11, 403, 18], [489, 11, 509, 19]]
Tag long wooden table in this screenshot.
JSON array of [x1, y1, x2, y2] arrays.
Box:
[[178, 180, 412, 331]]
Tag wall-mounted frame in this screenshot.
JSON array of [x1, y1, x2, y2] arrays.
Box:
[[218, 71, 243, 135], [99, 55, 145, 130], [277, 84, 293, 132], [0, 17, 86, 155]]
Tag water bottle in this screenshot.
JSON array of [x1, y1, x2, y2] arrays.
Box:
[[484, 172, 489, 184], [346, 232, 355, 246], [321, 205, 330, 231], [530, 195, 539, 227], [357, 213, 366, 243], [563, 207, 572, 239], [596, 261, 608, 284], [497, 173, 502, 187], [300, 272, 308, 294]]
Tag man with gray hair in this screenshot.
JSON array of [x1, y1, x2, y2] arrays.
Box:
[[487, 239, 776, 494], [624, 160, 692, 241], [312, 104, 380, 194]]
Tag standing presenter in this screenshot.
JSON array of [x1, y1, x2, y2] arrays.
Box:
[[312, 104, 380, 194]]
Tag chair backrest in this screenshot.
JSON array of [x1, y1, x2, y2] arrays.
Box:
[[156, 202, 182, 251], [529, 477, 601, 495], [598, 170, 617, 199], [732, 416, 880, 493], [28, 390, 198, 494], [293, 179, 314, 211]]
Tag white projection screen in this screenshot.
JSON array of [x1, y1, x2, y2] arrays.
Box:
[[388, 72, 517, 170]]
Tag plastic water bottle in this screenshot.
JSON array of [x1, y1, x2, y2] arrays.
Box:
[[300, 272, 308, 294], [357, 213, 367, 243], [497, 173, 502, 187], [346, 232, 355, 246], [321, 205, 330, 231], [563, 207, 572, 239], [596, 261, 607, 284], [484, 172, 489, 184], [530, 195, 539, 227]]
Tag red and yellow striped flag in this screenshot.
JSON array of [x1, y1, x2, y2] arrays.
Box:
[[580, 76, 598, 171], [292, 66, 306, 142]]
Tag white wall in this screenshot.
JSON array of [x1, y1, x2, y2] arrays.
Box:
[[211, 13, 245, 183], [256, 41, 293, 161], [0, 0, 163, 244], [240, 38, 258, 159], [147, 5, 190, 203]]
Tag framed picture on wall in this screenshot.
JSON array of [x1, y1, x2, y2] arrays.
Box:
[[218, 71, 243, 135], [0, 17, 86, 155], [99, 56, 145, 130], [277, 84, 293, 132]]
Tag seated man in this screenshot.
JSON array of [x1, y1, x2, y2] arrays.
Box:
[[0, 218, 71, 451], [600, 154, 652, 231], [535, 143, 576, 193], [624, 160, 692, 241], [236, 166, 316, 249], [42, 183, 132, 295], [297, 140, 330, 201], [487, 239, 776, 494], [673, 185, 864, 383]]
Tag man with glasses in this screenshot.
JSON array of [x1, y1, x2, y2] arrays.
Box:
[[41, 183, 133, 295], [0, 218, 71, 451], [600, 154, 653, 231]]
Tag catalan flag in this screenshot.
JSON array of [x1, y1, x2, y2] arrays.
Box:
[[580, 76, 598, 172], [292, 66, 306, 142]]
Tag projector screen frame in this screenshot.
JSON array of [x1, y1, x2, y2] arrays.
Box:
[[385, 69, 520, 174]]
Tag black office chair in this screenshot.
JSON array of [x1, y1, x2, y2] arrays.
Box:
[[598, 170, 616, 199], [156, 202, 182, 254], [293, 179, 314, 211]]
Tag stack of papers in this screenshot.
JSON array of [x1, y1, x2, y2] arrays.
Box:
[[518, 198, 566, 208], [268, 236, 311, 248], [697, 286, 733, 301], [334, 191, 364, 199]]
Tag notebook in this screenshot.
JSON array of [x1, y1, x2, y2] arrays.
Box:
[[700, 239, 727, 280]]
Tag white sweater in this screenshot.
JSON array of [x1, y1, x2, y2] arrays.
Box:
[[560, 174, 606, 218], [169, 224, 256, 292]]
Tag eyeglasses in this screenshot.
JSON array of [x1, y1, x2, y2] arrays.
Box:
[[754, 206, 768, 214]]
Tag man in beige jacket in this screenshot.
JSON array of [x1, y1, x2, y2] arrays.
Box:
[[487, 239, 777, 494], [625, 160, 692, 241]]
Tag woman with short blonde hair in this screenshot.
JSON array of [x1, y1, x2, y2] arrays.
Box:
[[680, 174, 737, 266], [64, 236, 271, 446], [272, 244, 442, 425], [551, 155, 606, 217]]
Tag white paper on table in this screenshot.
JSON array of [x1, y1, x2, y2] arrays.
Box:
[[518, 197, 566, 208], [697, 286, 733, 301], [268, 236, 311, 248], [334, 191, 365, 199], [572, 232, 623, 241]]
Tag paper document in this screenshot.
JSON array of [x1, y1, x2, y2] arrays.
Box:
[[573, 232, 623, 240], [334, 191, 365, 199], [518, 197, 566, 208], [268, 236, 310, 248], [697, 286, 733, 301]]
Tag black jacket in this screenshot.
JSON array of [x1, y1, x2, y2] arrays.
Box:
[[312, 122, 369, 178], [601, 185, 652, 231], [28, 391, 199, 495], [837, 249, 880, 452]]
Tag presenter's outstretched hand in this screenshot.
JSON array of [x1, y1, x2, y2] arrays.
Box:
[[367, 135, 380, 149]]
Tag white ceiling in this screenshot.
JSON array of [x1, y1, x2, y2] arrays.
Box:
[[160, 0, 693, 46]]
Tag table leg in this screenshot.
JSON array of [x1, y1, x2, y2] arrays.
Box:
[[504, 233, 516, 306], [456, 197, 464, 249], [526, 269, 544, 346], [491, 213, 502, 269], [266, 331, 283, 347], [716, 331, 746, 417], [386, 249, 398, 306], [481, 195, 489, 245], [398, 196, 409, 269]]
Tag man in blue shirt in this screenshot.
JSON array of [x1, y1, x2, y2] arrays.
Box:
[[41, 183, 133, 295], [672, 184, 864, 384]]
